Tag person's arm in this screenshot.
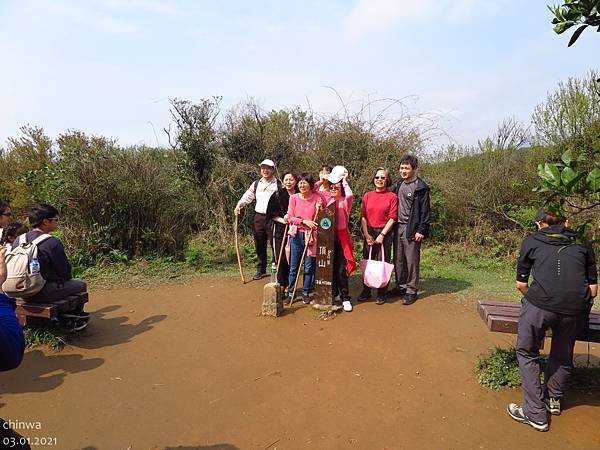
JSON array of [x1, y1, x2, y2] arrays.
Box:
[[50, 239, 73, 281], [374, 218, 396, 245], [0, 246, 6, 285], [515, 240, 532, 295], [234, 183, 256, 215], [415, 187, 431, 242], [361, 217, 374, 246], [590, 284, 598, 298]]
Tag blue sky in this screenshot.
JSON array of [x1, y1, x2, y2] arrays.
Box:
[[0, 0, 597, 150]]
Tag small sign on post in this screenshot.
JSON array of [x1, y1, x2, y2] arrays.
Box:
[[313, 204, 335, 306]]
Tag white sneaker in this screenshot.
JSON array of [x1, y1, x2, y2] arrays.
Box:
[[342, 300, 353, 312]]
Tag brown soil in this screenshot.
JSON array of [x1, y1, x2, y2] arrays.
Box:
[[1, 277, 599, 450]]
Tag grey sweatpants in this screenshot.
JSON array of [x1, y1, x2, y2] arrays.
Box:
[[393, 224, 421, 295], [516, 298, 587, 423]]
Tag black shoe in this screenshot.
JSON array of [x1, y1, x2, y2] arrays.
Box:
[[403, 293, 418, 305], [386, 287, 407, 299], [357, 289, 372, 302], [253, 271, 267, 280], [301, 293, 311, 305], [375, 297, 386, 305]]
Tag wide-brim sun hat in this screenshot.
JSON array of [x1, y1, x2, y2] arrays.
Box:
[[327, 165, 348, 184]]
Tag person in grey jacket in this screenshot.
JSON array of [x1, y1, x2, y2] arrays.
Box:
[[507, 209, 597, 432], [387, 154, 431, 305]]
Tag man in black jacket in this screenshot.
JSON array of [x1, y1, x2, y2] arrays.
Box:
[[387, 154, 431, 305], [507, 210, 597, 432]]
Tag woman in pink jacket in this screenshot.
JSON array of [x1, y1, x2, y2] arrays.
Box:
[[326, 166, 356, 312], [286, 173, 324, 304]]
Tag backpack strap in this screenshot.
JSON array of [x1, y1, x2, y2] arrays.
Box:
[[252, 180, 259, 194], [31, 234, 53, 246]]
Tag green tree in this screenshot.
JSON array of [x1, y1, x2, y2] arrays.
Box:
[[549, 0, 600, 46]]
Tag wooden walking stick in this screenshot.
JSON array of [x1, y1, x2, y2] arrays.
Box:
[[289, 207, 320, 307], [275, 223, 289, 276], [234, 214, 246, 284]]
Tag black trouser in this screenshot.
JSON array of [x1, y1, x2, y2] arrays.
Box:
[[273, 223, 290, 287], [516, 299, 587, 423], [333, 239, 350, 301], [362, 226, 393, 298], [253, 212, 273, 274]]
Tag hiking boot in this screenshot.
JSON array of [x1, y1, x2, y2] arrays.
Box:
[[72, 317, 90, 332], [62, 311, 90, 319], [544, 397, 561, 416], [301, 293, 311, 304], [253, 271, 267, 280], [506, 403, 548, 432], [375, 297, 386, 305], [403, 293, 418, 305], [386, 286, 406, 299], [342, 300, 353, 312], [357, 289, 372, 302]]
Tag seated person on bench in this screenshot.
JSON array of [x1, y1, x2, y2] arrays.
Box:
[[0, 222, 28, 247], [19, 204, 89, 322]]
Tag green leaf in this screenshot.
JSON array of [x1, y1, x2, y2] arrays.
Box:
[[554, 20, 575, 34], [543, 163, 562, 186], [587, 168, 600, 192], [561, 166, 579, 186], [560, 149, 573, 165], [568, 24, 588, 46]]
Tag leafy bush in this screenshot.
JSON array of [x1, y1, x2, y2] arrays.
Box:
[[476, 346, 521, 390]]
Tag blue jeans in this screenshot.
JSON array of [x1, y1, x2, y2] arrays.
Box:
[[287, 232, 315, 296]]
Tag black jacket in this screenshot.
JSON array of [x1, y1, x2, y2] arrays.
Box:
[[23, 231, 73, 282], [392, 177, 431, 239], [266, 186, 292, 240], [517, 225, 597, 315]]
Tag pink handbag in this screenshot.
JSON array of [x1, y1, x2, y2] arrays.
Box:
[[361, 245, 394, 289]]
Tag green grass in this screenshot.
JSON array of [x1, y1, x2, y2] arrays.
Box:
[[23, 324, 68, 350], [420, 245, 520, 302], [476, 346, 600, 391]]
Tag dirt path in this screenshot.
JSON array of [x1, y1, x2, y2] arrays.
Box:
[[1, 278, 599, 449]]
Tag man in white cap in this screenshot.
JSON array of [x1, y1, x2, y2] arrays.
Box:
[[234, 159, 281, 280]]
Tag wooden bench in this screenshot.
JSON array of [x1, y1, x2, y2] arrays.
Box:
[[478, 300, 600, 343], [15, 291, 89, 327]]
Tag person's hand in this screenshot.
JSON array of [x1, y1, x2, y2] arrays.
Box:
[[234, 206, 241, 216], [365, 234, 374, 246], [303, 219, 318, 230], [375, 234, 384, 245], [414, 232, 425, 242], [0, 245, 6, 261]]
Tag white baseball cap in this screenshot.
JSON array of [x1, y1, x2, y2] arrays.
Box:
[[259, 159, 275, 167], [327, 165, 348, 184]]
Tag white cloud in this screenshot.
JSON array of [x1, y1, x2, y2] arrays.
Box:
[[45, 1, 139, 34], [343, 0, 507, 41]]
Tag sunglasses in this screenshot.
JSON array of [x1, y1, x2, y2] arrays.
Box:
[[374, 176, 386, 180], [330, 185, 341, 190], [1, 212, 13, 217]]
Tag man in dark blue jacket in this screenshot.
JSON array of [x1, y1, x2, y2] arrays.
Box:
[[507, 209, 597, 432], [387, 154, 431, 305]]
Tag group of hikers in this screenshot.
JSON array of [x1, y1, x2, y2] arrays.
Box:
[[0, 157, 598, 437], [0, 202, 89, 332], [234, 154, 598, 432], [234, 154, 431, 312]]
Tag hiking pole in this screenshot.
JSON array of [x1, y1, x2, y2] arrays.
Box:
[[289, 207, 320, 307], [234, 214, 246, 284]]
